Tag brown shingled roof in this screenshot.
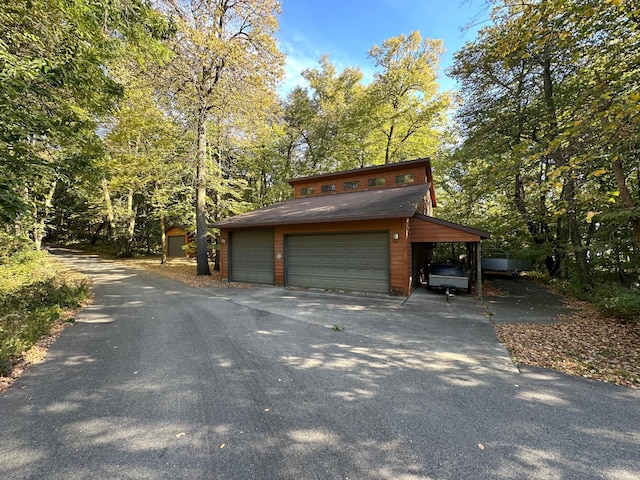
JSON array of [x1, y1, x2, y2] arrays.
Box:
[[212, 183, 430, 229]]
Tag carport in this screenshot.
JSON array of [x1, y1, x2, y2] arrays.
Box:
[[409, 214, 489, 299]]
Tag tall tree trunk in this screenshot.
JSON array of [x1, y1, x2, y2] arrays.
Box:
[[564, 174, 591, 286], [34, 178, 57, 250], [612, 157, 640, 252], [514, 173, 560, 276], [160, 214, 167, 264], [123, 189, 135, 257], [101, 178, 118, 254], [195, 113, 211, 276], [384, 122, 395, 164]]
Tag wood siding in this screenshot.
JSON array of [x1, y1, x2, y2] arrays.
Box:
[[219, 217, 482, 296], [219, 217, 412, 296], [166, 226, 186, 237], [290, 164, 429, 199], [409, 217, 481, 243]]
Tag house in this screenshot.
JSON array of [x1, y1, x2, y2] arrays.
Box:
[[212, 158, 489, 297]]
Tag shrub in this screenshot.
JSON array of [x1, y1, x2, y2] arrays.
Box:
[[0, 232, 35, 265], [0, 241, 90, 374], [594, 285, 640, 322]]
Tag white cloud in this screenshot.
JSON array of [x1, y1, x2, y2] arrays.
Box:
[[278, 38, 379, 98], [278, 40, 317, 96]]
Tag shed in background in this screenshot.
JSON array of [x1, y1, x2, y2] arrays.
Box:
[[165, 225, 191, 258]]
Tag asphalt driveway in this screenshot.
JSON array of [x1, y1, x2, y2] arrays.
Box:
[[1, 252, 638, 479]]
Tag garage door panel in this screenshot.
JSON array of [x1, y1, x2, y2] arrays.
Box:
[[286, 233, 389, 294], [167, 236, 186, 257], [230, 230, 274, 284]]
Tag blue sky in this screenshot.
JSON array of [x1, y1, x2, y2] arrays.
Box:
[[276, 0, 489, 96]]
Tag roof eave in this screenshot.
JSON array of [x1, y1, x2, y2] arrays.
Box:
[[212, 211, 414, 230]]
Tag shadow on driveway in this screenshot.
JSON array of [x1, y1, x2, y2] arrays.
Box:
[[481, 274, 573, 324]]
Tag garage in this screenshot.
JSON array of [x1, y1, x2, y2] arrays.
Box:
[[229, 230, 274, 284], [213, 158, 489, 297], [285, 232, 389, 294]]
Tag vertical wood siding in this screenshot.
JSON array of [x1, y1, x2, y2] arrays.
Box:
[[290, 164, 429, 199]]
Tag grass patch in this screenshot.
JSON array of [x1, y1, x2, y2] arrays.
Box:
[[0, 240, 91, 377]]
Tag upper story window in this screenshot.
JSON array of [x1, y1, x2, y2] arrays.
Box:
[[344, 181, 360, 190], [321, 183, 336, 193], [395, 173, 415, 184], [301, 187, 314, 196], [368, 177, 385, 187]]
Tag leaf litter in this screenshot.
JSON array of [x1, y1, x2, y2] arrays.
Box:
[[494, 295, 639, 389]]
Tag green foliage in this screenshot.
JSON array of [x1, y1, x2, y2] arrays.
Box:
[[0, 0, 172, 243], [593, 285, 640, 322], [157, 0, 285, 274], [0, 232, 35, 264], [446, 0, 640, 289], [279, 32, 450, 175], [0, 239, 90, 373]]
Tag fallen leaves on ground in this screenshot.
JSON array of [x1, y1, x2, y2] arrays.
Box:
[[494, 296, 640, 389], [116, 257, 251, 289]]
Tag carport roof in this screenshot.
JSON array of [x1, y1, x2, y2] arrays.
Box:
[[412, 213, 490, 239], [212, 183, 430, 228]]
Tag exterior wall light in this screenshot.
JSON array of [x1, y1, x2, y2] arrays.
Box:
[[392, 232, 399, 241]]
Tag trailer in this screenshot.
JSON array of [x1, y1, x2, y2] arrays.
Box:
[[481, 257, 532, 272], [481, 251, 532, 274], [426, 263, 471, 294]]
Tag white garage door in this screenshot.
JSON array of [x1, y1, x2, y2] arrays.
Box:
[[285, 233, 389, 294], [229, 230, 274, 284]]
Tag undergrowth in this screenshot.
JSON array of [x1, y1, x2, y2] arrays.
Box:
[[546, 273, 640, 322], [0, 236, 90, 375]]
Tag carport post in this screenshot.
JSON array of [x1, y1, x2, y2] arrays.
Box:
[[476, 241, 483, 300]]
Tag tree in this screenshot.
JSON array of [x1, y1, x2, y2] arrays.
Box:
[[298, 55, 368, 172], [101, 65, 190, 257], [158, 0, 284, 275], [0, 0, 170, 237], [367, 31, 450, 164], [558, 0, 640, 259], [448, 0, 640, 286], [279, 37, 450, 177]]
